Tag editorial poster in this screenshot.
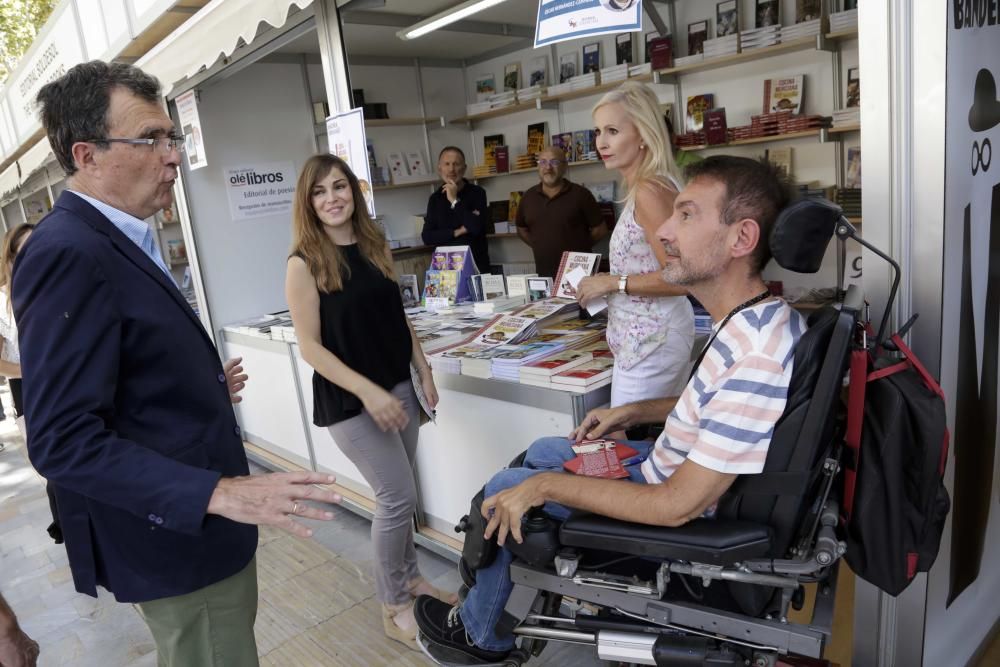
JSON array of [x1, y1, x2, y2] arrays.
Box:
[[534, 0, 642, 48], [941, 5, 1000, 604], [325, 107, 375, 217], [224, 161, 296, 222], [176, 90, 207, 171]]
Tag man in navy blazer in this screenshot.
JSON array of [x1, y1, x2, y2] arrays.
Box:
[[13, 61, 341, 666]]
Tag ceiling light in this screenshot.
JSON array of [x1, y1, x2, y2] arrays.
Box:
[[397, 0, 512, 40]]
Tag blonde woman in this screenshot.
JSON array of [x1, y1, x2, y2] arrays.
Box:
[[576, 81, 695, 407], [285, 154, 455, 648]]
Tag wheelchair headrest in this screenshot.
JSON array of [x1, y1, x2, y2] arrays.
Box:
[[769, 198, 843, 273]]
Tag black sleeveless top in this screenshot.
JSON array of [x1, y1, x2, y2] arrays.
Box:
[[311, 244, 412, 426]]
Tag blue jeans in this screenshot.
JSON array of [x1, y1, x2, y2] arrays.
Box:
[[459, 436, 653, 651]]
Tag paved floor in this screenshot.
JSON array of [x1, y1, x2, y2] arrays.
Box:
[[0, 393, 602, 666]]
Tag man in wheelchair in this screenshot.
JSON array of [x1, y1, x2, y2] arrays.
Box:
[[415, 156, 839, 666]]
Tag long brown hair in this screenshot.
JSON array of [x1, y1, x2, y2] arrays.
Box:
[[290, 154, 394, 292], [2, 223, 35, 312]]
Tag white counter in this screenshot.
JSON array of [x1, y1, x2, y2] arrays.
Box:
[[220, 329, 611, 555]]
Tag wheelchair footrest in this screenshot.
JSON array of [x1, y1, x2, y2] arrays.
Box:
[[417, 632, 527, 667]]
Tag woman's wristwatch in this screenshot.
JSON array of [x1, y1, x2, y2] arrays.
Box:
[[618, 274, 629, 295]]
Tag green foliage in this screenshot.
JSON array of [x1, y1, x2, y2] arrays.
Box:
[[0, 0, 58, 83]]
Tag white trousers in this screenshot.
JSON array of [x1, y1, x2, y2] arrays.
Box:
[[610, 329, 694, 408]]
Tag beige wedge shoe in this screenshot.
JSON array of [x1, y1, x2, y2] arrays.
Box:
[[381, 600, 419, 650], [406, 576, 460, 605]]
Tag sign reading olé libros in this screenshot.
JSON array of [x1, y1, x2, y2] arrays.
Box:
[[224, 161, 296, 222]]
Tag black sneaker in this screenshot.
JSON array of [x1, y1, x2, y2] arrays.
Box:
[[413, 595, 511, 664]]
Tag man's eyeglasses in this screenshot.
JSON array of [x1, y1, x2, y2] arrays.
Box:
[[91, 135, 186, 154], [537, 159, 563, 167]]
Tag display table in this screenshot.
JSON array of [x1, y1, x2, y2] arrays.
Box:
[[220, 327, 611, 558]]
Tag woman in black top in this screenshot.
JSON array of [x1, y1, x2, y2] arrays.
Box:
[[285, 154, 454, 648]]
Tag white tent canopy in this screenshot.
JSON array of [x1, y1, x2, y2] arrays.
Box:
[[137, 0, 315, 90]]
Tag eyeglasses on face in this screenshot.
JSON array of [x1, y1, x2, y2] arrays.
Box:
[[90, 135, 187, 154], [537, 159, 563, 167]]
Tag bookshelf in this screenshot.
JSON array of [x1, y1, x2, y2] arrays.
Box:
[[472, 159, 605, 182], [365, 116, 444, 128], [826, 28, 860, 41], [451, 99, 551, 125], [677, 129, 828, 152], [656, 36, 822, 79], [828, 124, 861, 135], [374, 178, 438, 191]]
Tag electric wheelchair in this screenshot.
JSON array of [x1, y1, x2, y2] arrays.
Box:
[[421, 198, 888, 667]]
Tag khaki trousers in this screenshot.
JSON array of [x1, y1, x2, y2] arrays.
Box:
[[136, 557, 259, 667]]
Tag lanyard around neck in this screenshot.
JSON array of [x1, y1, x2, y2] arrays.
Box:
[[688, 290, 772, 381]]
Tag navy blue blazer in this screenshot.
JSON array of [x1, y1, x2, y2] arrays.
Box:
[[12, 191, 257, 603]]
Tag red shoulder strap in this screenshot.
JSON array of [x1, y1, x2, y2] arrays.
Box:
[[843, 348, 869, 520]]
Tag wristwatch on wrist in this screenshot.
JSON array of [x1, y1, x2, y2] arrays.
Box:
[[618, 274, 628, 295]]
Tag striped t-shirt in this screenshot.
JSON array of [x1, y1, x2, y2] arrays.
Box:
[[641, 299, 806, 483]]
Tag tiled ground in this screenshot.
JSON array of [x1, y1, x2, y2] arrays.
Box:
[[0, 388, 602, 666]]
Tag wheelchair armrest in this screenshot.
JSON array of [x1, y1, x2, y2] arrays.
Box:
[[559, 514, 772, 566]]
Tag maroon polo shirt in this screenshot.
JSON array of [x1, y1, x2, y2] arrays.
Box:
[[515, 180, 602, 278]]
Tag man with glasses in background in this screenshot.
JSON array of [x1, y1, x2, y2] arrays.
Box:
[[515, 145, 606, 278], [13, 61, 341, 666]]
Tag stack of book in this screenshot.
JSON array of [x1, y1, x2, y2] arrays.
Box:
[[472, 164, 496, 178], [473, 295, 527, 315], [516, 85, 545, 102], [831, 107, 860, 128], [568, 72, 598, 89], [829, 9, 858, 33], [675, 131, 707, 148], [673, 53, 704, 67], [465, 101, 493, 116], [550, 356, 615, 392], [228, 312, 292, 339], [490, 342, 565, 381], [740, 25, 781, 50], [797, 182, 835, 200], [628, 62, 652, 77], [599, 64, 629, 84], [432, 314, 539, 374], [782, 18, 822, 40], [836, 188, 862, 218], [514, 154, 537, 170], [488, 90, 517, 109], [519, 348, 594, 387], [546, 81, 573, 96], [746, 111, 829, 138], [702, 34, 739, 59]]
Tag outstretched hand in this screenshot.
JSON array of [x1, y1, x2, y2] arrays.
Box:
[[223, 357, 248, 404], [206, 471, 342, 538]]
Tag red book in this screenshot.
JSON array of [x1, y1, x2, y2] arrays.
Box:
[[563, 441, 640, 479], [649, 36, 673, 69], [704, 108, 728, 145], [495, 145, 509, 173]]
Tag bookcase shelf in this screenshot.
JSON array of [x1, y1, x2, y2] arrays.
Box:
[[678, 129, 827, 152], [656, 36, 823, 79], [374, 178, 438, 191], [366, 117, 444, 128], [828, 123, 860, 134], [451, 99, 551, 125], [450, 73, 654, 126], [826, 28, 859, 41], [472, 159, 605, 181]]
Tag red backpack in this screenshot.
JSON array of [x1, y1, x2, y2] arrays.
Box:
[[840, 330, 951, 596]]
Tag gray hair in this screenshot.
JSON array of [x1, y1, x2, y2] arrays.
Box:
[[36, 60, 162, 176]]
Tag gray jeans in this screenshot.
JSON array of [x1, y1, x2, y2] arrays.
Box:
[[327, 380, 420, 604]]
